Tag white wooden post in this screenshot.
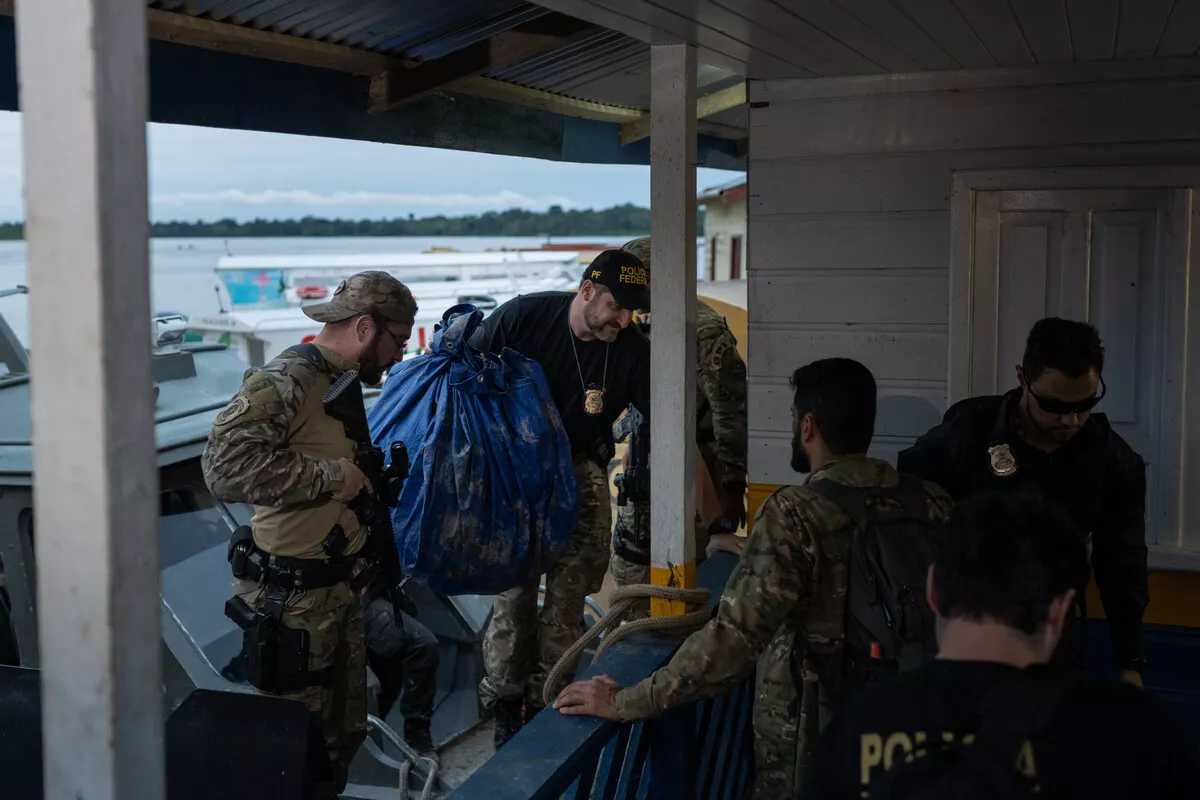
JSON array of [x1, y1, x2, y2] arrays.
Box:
[[649, 44, 698, 616], [16, 1, 163, 798]]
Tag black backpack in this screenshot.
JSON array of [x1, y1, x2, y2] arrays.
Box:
[[867, 671, 1064, 800], [805, 474, 943, 692]]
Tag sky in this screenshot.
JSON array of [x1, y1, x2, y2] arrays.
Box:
[[0, 111, 742, 223]]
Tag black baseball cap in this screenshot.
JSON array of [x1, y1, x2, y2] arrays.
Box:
[[581, 249, 650, 311]]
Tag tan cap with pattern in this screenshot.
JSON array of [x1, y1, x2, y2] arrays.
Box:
[[301, 270, 418, 326], [621, 237, 651, 271]]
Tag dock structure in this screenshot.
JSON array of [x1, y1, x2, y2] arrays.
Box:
[[9, 1, 1200, 798]]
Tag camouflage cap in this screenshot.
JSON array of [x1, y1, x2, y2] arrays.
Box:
[[621, 237, 651, 271], [301, 270, 418, 326]]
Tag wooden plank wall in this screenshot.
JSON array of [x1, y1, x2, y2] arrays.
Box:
[[746, 72, 1200, 486]]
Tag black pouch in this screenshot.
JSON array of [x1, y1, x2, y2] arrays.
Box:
[[227, 525, 256, 580]]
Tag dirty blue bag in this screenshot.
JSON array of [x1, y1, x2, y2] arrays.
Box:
[[367, 303, 578, 596]]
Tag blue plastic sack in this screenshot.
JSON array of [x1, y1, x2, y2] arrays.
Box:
[[367, 303, 579, 596]]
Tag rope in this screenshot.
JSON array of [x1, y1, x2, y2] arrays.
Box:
[[541, 583, 713, 707]]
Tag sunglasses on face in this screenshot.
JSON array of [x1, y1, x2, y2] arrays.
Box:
[[1026, 374, 1107, 416]]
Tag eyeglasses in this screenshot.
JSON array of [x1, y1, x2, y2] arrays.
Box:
[[373, 317, 408, 350], [1027, 374, 1107, 416]]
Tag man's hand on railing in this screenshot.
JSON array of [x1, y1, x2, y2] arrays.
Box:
[[552, 674, 623, 721]]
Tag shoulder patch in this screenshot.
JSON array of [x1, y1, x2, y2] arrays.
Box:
[[214, 396, 251, 426]]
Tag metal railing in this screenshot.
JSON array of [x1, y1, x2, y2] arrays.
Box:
[[448, 552, 755, 800]]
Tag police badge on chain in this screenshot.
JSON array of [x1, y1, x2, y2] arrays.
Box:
[[584, 384, 606, 416], [988, 443, 1018, 477]]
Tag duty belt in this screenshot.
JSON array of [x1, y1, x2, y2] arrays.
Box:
[[228, 525, 355, 591]]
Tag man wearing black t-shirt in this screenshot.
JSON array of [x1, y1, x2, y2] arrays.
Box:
[[467, 249, 651, 748], [805, 492, 1198, 799]]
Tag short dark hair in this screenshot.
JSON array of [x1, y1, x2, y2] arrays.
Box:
[[934, 492, 1089, 635], [1022, 317, 1105, 381], [791, 358, 876, 455]]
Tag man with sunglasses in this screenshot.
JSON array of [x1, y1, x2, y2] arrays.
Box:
[[898, 317, 1148, 688], [203, 270, 417, 798]]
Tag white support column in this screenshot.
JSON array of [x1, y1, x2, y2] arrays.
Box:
[[649, 43, 698, 617], [16, 1, 162, 798]]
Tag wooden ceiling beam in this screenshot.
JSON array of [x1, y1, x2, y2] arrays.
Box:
[[620, 81, 746, 146], [368, 13, 592, 115]]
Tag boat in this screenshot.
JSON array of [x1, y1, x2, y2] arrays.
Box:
[[185, 250, 588, 367], [0, 294, 604, 797]]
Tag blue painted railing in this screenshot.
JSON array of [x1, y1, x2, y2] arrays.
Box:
[[449, 552, 755, 800]]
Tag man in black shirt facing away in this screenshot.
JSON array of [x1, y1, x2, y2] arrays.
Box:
[[805, 492, 1198, 800], [467, 249, 651, 748], [897, 318, 1147, 686]]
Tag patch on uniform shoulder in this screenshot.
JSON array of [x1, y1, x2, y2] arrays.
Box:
[[727, 358, 746, 380], [214, 396, 251, 426]]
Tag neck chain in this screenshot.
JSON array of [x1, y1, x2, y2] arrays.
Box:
[[569, 312, 609, 416]]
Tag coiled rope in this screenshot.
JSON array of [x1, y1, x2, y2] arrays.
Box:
[[542, 583, 713, 707]]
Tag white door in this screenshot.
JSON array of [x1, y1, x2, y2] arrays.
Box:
[[964, 188, 1184, 546]]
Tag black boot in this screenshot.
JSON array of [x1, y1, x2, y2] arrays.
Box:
[[492, 699, 525, 750], [404, 719, 439, 767]]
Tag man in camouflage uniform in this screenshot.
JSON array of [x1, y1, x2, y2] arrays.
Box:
[[203, 271, 416, 798], [610, 237, 748, 618], [554, 358, 953, 799]]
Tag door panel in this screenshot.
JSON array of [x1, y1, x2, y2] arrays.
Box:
[[968, 188, 1173, 544]]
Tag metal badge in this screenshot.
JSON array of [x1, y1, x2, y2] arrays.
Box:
[[988, 443, 1018, 477], [584, 386, 606, 416]]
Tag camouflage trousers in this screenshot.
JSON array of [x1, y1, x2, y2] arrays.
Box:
[[609, 510, 711, 620], [480, 456, 611, 710], [234, 578, 366, 794], [751, 631, 805, 800]]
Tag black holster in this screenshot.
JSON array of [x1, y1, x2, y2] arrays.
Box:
[[225, 527, 334, 695]]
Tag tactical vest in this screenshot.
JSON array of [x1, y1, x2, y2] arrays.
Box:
[[249, 347, 365, 560]]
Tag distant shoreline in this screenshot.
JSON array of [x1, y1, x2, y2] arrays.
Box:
[[0, 202, 706, 241]]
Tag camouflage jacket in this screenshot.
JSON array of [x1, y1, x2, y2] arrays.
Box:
[[612, 300, 746, 558], [695, 299, 748, 491], [615, 457, 953, 763], [201, 344, 365, 559]]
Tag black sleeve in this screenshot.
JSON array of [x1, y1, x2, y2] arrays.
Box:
[[467, 295, 522, 355], [1091, 449, 1149, 672], [896, 421, 961, 499], [627, 330, 652, 425], [1147, 699, 1200, 793]]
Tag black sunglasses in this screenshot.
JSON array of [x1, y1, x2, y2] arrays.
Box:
[[1027, 374, 1107, 416]]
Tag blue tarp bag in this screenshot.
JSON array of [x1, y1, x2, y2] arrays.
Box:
[[367, 303, 579, 596]]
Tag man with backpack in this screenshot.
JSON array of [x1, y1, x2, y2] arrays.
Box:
[[803, 491, 1198, 799], [553, 357, 953, 798]]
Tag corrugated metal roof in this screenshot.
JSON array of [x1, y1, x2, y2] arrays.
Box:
[[150, 0, 546, 60], [147, 0, 747, 126]]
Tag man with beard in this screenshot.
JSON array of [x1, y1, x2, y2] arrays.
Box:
[[553, 358, 953, 799], [897, 317, 1149, 687], [203, 271, 416, 799], [466, 249, 651, 748]]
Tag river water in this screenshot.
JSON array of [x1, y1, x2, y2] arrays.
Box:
[[0, 235, 670, 347]]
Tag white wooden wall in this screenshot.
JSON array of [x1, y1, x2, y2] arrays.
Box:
[[746, 66, 1200, 490], [705, 200, 747, 281]]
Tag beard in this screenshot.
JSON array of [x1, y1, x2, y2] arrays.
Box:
[[357, 346, 385, 386], [790, 436, 811, 474], [583, 302, 622, 343]]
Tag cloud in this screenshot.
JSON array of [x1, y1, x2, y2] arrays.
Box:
[[151, 188, 578, 211]]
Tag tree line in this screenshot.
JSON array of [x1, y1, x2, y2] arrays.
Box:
[[0, 203, 705, 240]]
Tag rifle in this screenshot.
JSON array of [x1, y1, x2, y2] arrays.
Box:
[[322, 370, 415, 620], [612, 404, 650, 508]]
